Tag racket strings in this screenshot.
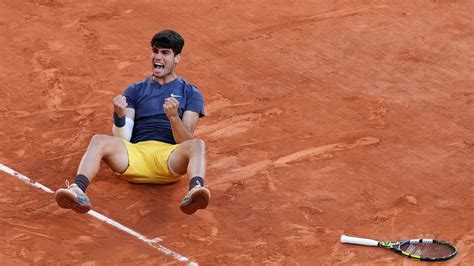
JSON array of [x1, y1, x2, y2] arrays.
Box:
[[402, 243, 454, 258]]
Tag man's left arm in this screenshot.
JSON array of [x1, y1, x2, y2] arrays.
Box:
[[164, 97, 199, 143]]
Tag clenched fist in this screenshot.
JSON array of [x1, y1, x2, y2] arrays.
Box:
[[163, 97, 179, 118], [113, 95, 127, 117]]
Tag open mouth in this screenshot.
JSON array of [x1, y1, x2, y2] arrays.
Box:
[[154, 62, 164, 70]]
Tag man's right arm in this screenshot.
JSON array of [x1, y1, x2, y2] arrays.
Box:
[[112, 95, 135, 141]]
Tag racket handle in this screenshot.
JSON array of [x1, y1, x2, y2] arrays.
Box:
[[340, 235, 379, 246]]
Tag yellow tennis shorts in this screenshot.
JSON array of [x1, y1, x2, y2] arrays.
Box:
[[118, 140, 181, 184]]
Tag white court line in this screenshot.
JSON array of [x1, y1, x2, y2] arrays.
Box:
[[0, 163, 197, 265]]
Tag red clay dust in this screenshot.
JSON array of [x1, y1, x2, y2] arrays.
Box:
[[0, 0, 473, 265]]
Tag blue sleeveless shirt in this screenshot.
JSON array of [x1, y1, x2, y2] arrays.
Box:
[[123, 76, 205, 144]]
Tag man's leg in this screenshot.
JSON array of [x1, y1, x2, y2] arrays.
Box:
[[168, 139, 206, 178], [168, 139, 210, 215], [55, 134, 129, 213], [76, 134, 129, 180]]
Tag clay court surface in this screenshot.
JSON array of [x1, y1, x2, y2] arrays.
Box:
[[0, 0, 473, 264]]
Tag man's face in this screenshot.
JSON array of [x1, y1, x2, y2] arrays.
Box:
[[151, 46, 181, 78]]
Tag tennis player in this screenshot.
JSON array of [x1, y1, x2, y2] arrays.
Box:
[[55, 29, 210, 215]]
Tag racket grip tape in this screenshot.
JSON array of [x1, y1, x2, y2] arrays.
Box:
[[340, 235, 380, 246]]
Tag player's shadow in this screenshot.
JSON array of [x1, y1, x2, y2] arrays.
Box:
[[90, 169, 186, 230]]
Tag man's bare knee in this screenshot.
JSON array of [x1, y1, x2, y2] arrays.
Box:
[[185, 139, 205, 155], [88, 134, 119, 155], [89, 134, 107, 148]]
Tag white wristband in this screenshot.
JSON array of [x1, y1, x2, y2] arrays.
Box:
[[112, 117, 134, 141]]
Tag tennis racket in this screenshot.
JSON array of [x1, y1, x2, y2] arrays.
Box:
[[340, 235, 457, 261]]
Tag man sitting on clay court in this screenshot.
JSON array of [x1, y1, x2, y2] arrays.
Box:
[[55, 29, 210, 215]]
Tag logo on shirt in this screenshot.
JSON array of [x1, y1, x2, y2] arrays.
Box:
[[170, 93, 182, 98]]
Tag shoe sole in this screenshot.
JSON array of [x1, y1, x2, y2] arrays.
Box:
[[180, 187, 210, 215], [55, 189, 91, 214]]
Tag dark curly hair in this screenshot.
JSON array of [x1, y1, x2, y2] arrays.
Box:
[[150, 30, 185, 55]]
